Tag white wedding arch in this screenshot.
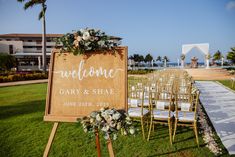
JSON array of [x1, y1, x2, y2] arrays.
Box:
[[181, 43, 210, 68]]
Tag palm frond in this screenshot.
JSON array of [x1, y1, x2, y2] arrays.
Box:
[[38, 4, 46, 20]]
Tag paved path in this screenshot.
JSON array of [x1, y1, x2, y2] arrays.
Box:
[[0, 79, 48, 87], [195, 81, 235, 155]]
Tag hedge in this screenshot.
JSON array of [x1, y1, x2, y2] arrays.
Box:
[[0, 73, 48, 83]]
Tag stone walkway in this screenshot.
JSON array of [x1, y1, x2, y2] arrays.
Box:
[[195, 81, 235, 155], [0, 79, 48, 87]]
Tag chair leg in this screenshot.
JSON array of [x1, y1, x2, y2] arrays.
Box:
[[173, 119, 178, 142], [194, 121, 199, 147], [141, 117, 145, 140], [147, 117, 153, 141], [168, 119, 172, 145]]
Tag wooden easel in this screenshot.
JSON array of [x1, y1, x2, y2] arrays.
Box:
[[43, 123, 112, 157]]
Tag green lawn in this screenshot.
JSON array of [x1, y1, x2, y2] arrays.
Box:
[[0, 83, 229, 157], [218, 80, 235, 91]]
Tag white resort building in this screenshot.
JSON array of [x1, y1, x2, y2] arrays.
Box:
[[0, 33, 63, 71]]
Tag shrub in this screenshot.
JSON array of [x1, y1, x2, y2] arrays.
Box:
[[0, 72, 48, 83], [128, 69, 154, 75]]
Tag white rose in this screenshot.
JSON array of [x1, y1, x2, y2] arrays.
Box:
[[82, 31, 91, 40], [96, 114, 102, 121], [129, 128, 135, 134]]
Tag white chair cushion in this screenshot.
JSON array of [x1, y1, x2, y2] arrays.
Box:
[[128, 98, 140, 107], [143, 99, 150, 107], [174, 111, 195, 121], [152, 109, 173, 119], [128, 108, 149, 117], [178, 102, 191, 111], [128, 98, 150, 107], [155, 101, 170, 110]]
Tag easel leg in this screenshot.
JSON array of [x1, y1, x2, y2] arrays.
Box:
[[95, 129, 101, 157], [107, 137, 114, 157], [43, 122, 59, 157]]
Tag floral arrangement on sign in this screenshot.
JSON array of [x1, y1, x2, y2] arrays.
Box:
[[80, 108, 135, 140], [205, 54, 211, 59], [181, 54, 185, 60], [56, 28, 121, 55]]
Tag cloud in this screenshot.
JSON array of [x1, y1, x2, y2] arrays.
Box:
[[226, 1, 235, 10]]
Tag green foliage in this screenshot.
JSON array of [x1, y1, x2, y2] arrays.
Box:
[[156, 56, 161, 62], [144, 53, 153, 63], [162, 56, 170, 62], [17, 0, 47, 20], [0, 72, 48, 83], [213, 50, 222, 61], [128, 69, 154, 75], [227, 47, 235, 64], [56, 28, 120, 55], [0, 53, 16, 71]]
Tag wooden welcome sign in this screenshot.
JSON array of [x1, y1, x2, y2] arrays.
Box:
[[44, 47, 127, 122]]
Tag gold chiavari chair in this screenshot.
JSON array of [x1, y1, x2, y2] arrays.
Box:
[[128, 82, 150, 139], [173, 88, 200, 146], [147, 85, 174, 145]]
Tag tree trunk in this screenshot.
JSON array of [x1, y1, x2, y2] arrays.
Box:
[[42, 3, 47, 73]]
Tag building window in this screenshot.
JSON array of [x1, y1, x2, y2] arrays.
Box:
[[9, 45, 13, 54], [6, 39, 11, 41], [36, 40, 41, 44], [23, 46, 33, 48], [37, 47, 42, 50], [28, 40, 32, 42]]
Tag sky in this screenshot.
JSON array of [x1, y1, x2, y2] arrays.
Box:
[[0, 0, 235, 62]]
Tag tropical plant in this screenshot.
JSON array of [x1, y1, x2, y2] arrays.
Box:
[[57, 28, 120, 55], [17, 0, 47, 72], [0, 53, 17, 71], [128, 55, 134, 60], [227, 47, 235, 64], [162, 56, 170, 62], [144, 53, 153, 66], [213, 50, 222, 62], [156, 56, 161, 62]]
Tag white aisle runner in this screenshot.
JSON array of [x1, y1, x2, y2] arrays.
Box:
[[195, 81, 235, 155]]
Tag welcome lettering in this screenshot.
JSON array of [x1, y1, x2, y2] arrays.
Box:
[[54, 60, 123, 80]]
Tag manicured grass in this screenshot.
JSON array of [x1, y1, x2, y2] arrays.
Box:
[[0, 83, 229, 157], [218, 80, 235, 91]]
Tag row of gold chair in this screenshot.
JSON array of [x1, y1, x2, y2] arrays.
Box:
[[128, 70, 200, 146]]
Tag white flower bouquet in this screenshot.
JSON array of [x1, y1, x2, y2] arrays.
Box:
[[56, 28, 121, 55], [79, 108, 135, 140]]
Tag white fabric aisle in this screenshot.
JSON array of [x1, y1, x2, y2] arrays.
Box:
[[195, 81, 235, 155]]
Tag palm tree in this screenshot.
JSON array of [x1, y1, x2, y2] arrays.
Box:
[[162, 56, 169, 67], [144, 53, 153, 66], [162, 56, 170, 62], [156, 56, 161, 62], [18, 0, 47, 72], [227, 47, 235, 64], [213, 50, 222, 63]]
